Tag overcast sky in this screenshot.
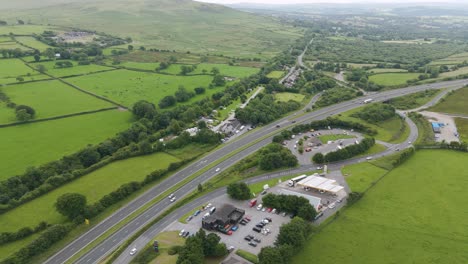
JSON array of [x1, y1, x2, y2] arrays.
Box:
[[197, 0, 459, 4]]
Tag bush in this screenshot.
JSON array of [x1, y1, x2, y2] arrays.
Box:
[[351, 103, 396, 123], [227, 182, 251, 200]]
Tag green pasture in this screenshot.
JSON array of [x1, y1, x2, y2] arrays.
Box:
[[66, 69, 226, 107], [0, 152, 179, 234], [29, 60, 113, 77], [336, 107, 409, 143], [429, 52, 468, 65], [118, 61, 160, 71], [0, 36, 12, 42], [0, 58, 48, 84], [266, 71, 285, 79], [15, 36, 52, 51], [342, 161, 388, 193], [274, 92, 305, 102], [347, 63, 376, 69], [0, 110, 133, 179], [0, 102, 15, 124], [160, 63, 258, 78], [317, 134, 355, 144], [0, 41, 31, 51], [3, 80, 114, 121], [368, 73, 420, 86], [429, 87, 468, 115], [438, 66, 468, 78], [293, 150, 468, 264], [455, 118, 468, 142], [388, 89, 440, 110], [0, 25, 60, 35], [367, 68, 407, 74]]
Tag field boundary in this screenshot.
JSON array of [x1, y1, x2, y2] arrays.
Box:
[[0, 107, 119, 128]]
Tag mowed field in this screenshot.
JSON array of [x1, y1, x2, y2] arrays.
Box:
[[117, 61, 160, 71], [275, 92, 305, 102], [293, 150, 468, 264], [368, 73, 420, 86], [30, 60, 114, 77], [66, 69, 227, 107], [266, 70, 285, 78], [455, 118, 468, 142], [0, 58, 49, 84], [0, 110, 133, 179], [160, 63, 259, 78], [15, 36, 52, 51], [429, 87, 468, 115], [429, 52, 468, 65], [2, 80, 114, 122]]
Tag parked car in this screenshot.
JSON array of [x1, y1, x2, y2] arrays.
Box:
[[239, 220, 247, 225], [215, 168, 221, 172], [266, 208, 273, 213], [248, 241, 257, 247], [282, 212, 287, 217], [168, 193, 174, 199], [314, 212, 324, 220], [265, 217, 272, 222], [256, 204, 263, 211], [253, 227, 261, 233], [193, 210, 201, 216], [260, 190, 267, 195], [231, 225, 238, 231], [228, 246, 235, 252], [244, 215, 252, 221], [261, 207, 266, 212], [256, 223, 264, 228], [182, 231, 190, 238], [366, 156, 372, 160], [186, 215, 193, 222], [179, 229, 185, 236], [253, 237, 262, 243], [244, 236, 252, 241]]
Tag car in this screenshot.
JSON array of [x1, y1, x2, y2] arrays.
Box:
[[244, 215, 252, 221], [247, 235, 254, 239], [179, 229, 185, 236], [239, 220, 247, 225], [366, 156, 372, 160], [305, 148, 312, 152], [261, 207, 266, 212], [243, 217, 251, 222], [206, 203, 212, 208], [328, 203, 336, 209], [193, 210, 201, 216], [168, 193, 174, 199], [337, 198, 343, 203], [282, 212, 287, 217], [265, 217, 272, 222], [256, 204, 263, 211], [215, 168, 220, 172], [248, 241, 257, 247], [271, 209, 277, 214], [395, 148, 400, 151], [170, 196, 176, 202], [260, 190, 267, 195], [408, 141, 412, 144], [253, 227, 261, 233], [183, 231, 190, 238], [276, 124, 280, 128], [289, 213, 296, 219], [228, 246, 235, 252], [231, 225, 238, 231], [292, 120, 296, 123], [266, 207, 273, 213], [227, 230, 233, 235], [317, 166, 323, 170], [244, 236, 252, 241], [130, 247, 137, 256], [261, 219, 269, 225], [319, 190, 325, 194], [314, 212, 324, 220], [186, 215, 193, 222], [253, 237, 262, 243], [256, 223, 264, 228]]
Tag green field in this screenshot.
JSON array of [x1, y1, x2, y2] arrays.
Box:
[[455, 118, 468, 142], [275, 92, 305, 102], [160, 63, 259, 78], [266, 71, 285, 79], [317, 134, 356, 144], [438, 66, 468, 78], [30, 61, 114, 77], [293, 150, 468, 264], [0, 41, 31, 51], [117, 61, 160, 71], [0, 25, 61, 35], [367, 68, 408, 74], [429, 52, 468, 65], [0, 102, 15, 123], [368, 73, 420, 86], [3, 80, 114, 122], [0, 110, 133, 179], [429, 87, 468, 115], [66, 69, 224, 107], [342, 162, 388, 193], [388, 89, 440, 110], [0, 58, 48, 84], [336, 107, 410, 143], [15, 36, 52, 51], [0, 152, 179, 234]]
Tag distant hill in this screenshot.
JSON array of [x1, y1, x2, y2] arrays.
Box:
[[0, 0, 302, 58]]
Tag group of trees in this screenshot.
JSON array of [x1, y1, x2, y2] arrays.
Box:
[[158, 86, 197, 108], [176, 229, 228, 264], [227, 182, 251, 200], [351, 103, 396, 123], [257, 143, 298, 170], [235, 94, 301, 125], [258, 217, 312, 264], [262, 194, 317, 220], [0, 221, 48, 246], [54, 61, 73, 68], [313, 137, 375, 163], [315, 87, 361, 107], [15, 105, 35, 121]]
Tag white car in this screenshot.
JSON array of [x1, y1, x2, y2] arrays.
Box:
[[366, 156, 372, 160], [257, 204, 263, 211], [179, 229, 185, 236], [408, 141, 412, 144], [130, 247, 137, 256], [170, 196, 176, 202], [328, 203, 336, 209], [215, 168, 220, 172], [168, 193, 174, 199]]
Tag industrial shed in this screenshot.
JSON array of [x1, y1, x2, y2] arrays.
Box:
[[296, 175, 344, 194]]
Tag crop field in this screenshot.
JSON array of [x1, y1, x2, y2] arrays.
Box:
[[266, 71, 285, 78], [455, 118, 468, 142], [66, 69, 226, 107], [30, 61, 114, 77], [0, 152, 179, 234], [0, 110, 133, 179], [3, 80, 115, 121], [275, 92, 305, 102], [336, 107, 409, 143], [429, 52, 468, 65], [368, 73, 420, 86], [293, 150, 468, 264], [160, 63, 259, 78], [0, 58, 48, 84], [367, 68, 408, 74], [15, 36, 52, 51], [429, 87, 468, 115]]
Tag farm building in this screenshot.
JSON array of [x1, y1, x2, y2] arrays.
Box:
[[432, 122, 443, 133], [202, 204, 245, 232]]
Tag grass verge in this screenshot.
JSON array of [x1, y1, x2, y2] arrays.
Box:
[[236, 249, 259, 264]]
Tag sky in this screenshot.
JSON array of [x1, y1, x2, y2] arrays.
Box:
[[197, 0, 460, 4]]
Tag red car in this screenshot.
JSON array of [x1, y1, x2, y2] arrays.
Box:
[[244, 215, 252, 221], [266, 208, 273, 213]]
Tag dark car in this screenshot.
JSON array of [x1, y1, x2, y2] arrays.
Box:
[[314, 212, 324, 221], [256, 223, 264, 228], [252, 227, 261, 233], [265, 217, 272, 222], [276, 124, 280, 128], [244, 236, 252, 241], [248, 241, 257, 247], [193, 210, 201, 216], [253, 237, 261, 243]]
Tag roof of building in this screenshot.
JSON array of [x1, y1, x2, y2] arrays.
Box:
[[296, 175, 344, 194], [203, 204, 245, 224]]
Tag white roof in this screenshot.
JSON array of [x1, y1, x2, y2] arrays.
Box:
[[297, 175, 344, 194], [278, 189, 321, 210]]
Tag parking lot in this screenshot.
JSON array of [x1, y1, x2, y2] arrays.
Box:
[[283, 129, 364, 165], [164, 193, 292, 255]]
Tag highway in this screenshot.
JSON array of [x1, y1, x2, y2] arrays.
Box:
[[44, 78, 468, 264]]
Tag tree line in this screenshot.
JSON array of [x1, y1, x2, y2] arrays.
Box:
[[313, 137, 375, 163], [176, 229, 228, 264], [351, 103, 396, 124], [262, 193, 317, 220]]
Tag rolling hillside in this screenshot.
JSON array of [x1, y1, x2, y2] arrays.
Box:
[[0, 0, 302, 58]]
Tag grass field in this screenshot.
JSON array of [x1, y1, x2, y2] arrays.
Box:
[[147, 231, 185, 264], [388, 89, 440, 110], [275, 92, 305, 102], [293, 150, 468, 264], [367, 68, 408, 74], [15, 36, 52, 51], [66, 69, 225, 107], [0, 102, 15, 123], [342, 162, 389, 193], [3, 80, 114, 121], [318, 134, 356, 144], [30, 61, 114, 77], [0, 152, 179, 234], [438, 66, 468, 78], [0, 41, 31, 51], [0, 58, 48, 84], [266, 71, 285, 79], [0, 110, 133, 179], [455, 118, 468, 142], [429, 87, 468, 115], [368, 73, 420, 86], [0, 25, 61, 35], [336, 108, 409, 143], [117, 61, 160, 71], [429, 52, 468, 65], [160, 63, 259, 78]]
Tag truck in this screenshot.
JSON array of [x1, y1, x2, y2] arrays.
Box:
[[288, 174, 307, 187], [249, 199, 257, 207], [363, 98, 373, 104]]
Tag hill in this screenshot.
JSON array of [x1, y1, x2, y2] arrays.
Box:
[[0, 0, 302, 58]]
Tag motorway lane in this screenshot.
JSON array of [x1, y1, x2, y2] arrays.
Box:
[[45, 79, 467, 264]]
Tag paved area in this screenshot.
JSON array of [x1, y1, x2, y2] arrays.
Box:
[[420, 111, 460, 142]]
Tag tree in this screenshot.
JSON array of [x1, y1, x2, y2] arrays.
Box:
[[297, 204, 317, 220], [194, 87, 205, 94], [227, 182, 251, 200], [16, 76, 24, 82], [259, 246, 285, 264], [158, 95, 176, 108], [132, 100, 156, 119], [16, 109, 32, 121], [197, 183, 203, 192], [33, 54, 40, 62], [312, 153, 324, 164], [55, 193, 87, 220], [174, 86, 195, 102], [211, 67, 220, 75], [128, 45, 134, 51], [15, 105, 35, 118], [35, 64, 47, 73], [139, 46, 146, 51], [211, 74, 225, 86], [44, 48, 55, 60], [79, 148, 101, 167]]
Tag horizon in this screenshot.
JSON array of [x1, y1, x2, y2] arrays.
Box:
[[196, 0, 464, 5]]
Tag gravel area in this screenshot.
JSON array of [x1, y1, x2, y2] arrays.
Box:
[[420, 111, 460, 143]]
